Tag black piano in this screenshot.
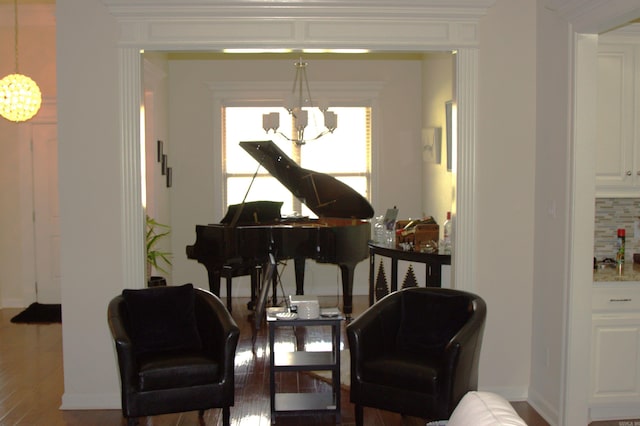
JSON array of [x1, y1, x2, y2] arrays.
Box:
[[186, 140, 374, 315]]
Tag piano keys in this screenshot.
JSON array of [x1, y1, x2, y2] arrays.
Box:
[[186, 140, 374, 316]]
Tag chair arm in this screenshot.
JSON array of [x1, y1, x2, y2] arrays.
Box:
[[107, 296, 138, 391], [195, 288, 240, 383], [439, 298, 487, 415]]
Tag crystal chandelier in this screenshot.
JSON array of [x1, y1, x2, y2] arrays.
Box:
[[262, 58, 337, 146], [0, 0, 42, 123]]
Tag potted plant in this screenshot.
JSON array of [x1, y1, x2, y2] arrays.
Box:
[[146, 214, 171, 286]]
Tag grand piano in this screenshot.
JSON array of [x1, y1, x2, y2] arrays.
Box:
[[186, 140, 374, 316]]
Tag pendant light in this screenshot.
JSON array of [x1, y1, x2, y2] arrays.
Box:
[[0, 0, 42, 122], [262, 58, 337, 146]]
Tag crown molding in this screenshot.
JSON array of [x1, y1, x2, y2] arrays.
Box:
[[600, 22, 640, 43], [102, 0, 497, 18], [544, 0, 640, 34], [101, 0, 497, 50]]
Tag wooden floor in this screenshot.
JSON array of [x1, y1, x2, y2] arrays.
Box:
[[1, 295, 553, 425]]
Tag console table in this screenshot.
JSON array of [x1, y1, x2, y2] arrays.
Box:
[[368, 243, 452, 305]]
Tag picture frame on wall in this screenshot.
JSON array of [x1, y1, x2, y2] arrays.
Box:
[[445, 101, 454, 172], [162, 154, 168, 175], [157, 140, 163, 162], [422, 127, 442, 164]]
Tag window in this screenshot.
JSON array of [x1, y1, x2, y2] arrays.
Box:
[[223, 106, 371, 218]]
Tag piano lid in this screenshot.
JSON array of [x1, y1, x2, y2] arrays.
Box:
[[239, 140, 374, 219]]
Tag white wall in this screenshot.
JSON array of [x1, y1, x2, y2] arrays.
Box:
[[168, 56, 424, 298], [475, 0, 536, 399], [529, 2, 571, 422], [143, 53, 172, 280], [57, 0, 122, 408], [421, 52, 456, 231]]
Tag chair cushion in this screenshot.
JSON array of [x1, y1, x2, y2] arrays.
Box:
[[137, 352, 220, 391], [122, 283, 203, 356], [362, 355, 439, 394], [397, 291, 471, 357]]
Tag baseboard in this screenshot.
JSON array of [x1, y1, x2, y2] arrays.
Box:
[[60, 392, 120, 410], [528, 387, 560, 426], [590, 402, 640, 421]]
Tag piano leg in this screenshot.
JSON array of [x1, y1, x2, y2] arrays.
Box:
[[291, 258, 355, 316], [207, 269, 222, 299], [248, 265, 260, 310], [225, 273, 233, 312], [339, 262, 357, 316], [294, 257, 305, 295], [272, 271, 278, 305]]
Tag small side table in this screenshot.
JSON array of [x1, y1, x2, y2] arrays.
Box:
[[267, 308, 343, 424]]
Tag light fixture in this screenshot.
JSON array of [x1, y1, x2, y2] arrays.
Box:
[[223, 48, 293, 54], [0, 0, 42, 123], [262, 58, 337, 146]]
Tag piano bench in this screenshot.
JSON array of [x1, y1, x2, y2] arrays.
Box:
[[221, 263, 262, 312]]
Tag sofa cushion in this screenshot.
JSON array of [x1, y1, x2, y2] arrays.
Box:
[[440, 391, 528, 426], [122, 283, 202, 356]]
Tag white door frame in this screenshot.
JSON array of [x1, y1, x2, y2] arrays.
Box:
[[551, 2, 640, 424]]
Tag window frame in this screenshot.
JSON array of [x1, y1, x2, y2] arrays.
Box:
[[209, 80, 383, 218], [222, 106, 372, 217]]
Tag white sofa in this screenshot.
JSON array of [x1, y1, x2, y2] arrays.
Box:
[[427, 392, 528, 426]]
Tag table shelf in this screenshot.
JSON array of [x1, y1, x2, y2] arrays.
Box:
[[274, 351, 337, 370], [274, 392, 337, 412]]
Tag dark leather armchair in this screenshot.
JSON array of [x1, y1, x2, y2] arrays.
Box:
[[347, 287, 486, 424], [107, 284, 240, 426]]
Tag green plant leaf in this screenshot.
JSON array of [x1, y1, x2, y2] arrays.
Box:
[[146, 215, 172, 276]]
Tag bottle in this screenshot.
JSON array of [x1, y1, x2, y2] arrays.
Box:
[[373, 215, 385, 245], [616, 228, 626, 267], [443, 212, 452, 254]]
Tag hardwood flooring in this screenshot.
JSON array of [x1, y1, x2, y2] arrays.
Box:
[[2, 295, 552, 425]]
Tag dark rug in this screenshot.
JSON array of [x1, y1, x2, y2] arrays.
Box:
[[10, 302, 62, 324]]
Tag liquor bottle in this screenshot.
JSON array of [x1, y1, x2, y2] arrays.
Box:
[[617, 228, 626, 264], [443, 212, 452, 254]]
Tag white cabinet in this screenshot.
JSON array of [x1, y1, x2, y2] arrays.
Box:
[[595, 42, 640, 197], [590, 283, 640, 421]]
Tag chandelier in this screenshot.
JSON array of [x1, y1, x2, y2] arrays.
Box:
[[0, 0, 42, 123], [262, 58, 337, 146]]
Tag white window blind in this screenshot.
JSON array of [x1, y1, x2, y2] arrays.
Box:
[[223, 106, 371, 218]]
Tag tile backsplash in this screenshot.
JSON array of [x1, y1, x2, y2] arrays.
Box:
[[595, 198, 640, 262]]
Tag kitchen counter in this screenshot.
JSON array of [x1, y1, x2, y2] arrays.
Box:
[[593, 263, 640, 281]]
